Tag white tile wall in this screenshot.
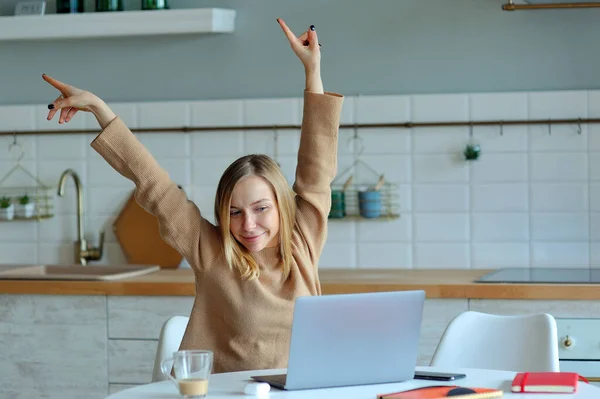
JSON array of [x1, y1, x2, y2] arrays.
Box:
[[0, 90, 599, 269]]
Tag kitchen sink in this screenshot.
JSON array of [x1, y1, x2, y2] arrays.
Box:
[[0, 264, 160, 281]]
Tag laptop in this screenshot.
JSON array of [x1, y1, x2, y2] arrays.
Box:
[[251, 290, 425, 390]]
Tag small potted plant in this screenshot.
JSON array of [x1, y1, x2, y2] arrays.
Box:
[[0, 196, 14, 220], [463, 143, 481, 161], [16, 194, 35, 218]]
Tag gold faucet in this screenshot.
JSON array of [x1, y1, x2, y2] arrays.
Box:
[[57, 169, 104, 266]]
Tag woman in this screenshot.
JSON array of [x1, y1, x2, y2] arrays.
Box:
[[42, 18, 343, 374]]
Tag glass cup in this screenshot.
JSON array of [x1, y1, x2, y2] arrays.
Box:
[[161, 350, 213, 399]]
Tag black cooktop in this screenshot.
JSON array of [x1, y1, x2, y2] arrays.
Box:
[[476, 268, 600, 284]]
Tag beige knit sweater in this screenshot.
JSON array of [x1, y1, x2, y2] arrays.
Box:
[[91, 91, 343, 373]]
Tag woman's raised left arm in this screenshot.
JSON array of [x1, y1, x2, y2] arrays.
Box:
[[278, 19, 343, 262]]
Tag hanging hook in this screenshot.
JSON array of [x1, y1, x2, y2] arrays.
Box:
[[352, 94, 366, 157], [577, 118, 582, 135], [499, 121, 504, 136], [469, 123, 473, 138], [351, 124, 365, 157], [9, 132, 19, 153], [346, 125, 355, 153], [8, 132, 25, 164], [548, 120, 552, 136]]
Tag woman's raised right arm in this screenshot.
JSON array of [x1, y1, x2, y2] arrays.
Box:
[[42, 74, 221, 268]]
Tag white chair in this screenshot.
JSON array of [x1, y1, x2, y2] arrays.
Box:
[[151, 316, 190, 382], [430, 311, 560, 372]]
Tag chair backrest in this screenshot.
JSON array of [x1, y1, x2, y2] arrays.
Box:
[[151, 316, 189, 382], [430, 311, 559, 372]]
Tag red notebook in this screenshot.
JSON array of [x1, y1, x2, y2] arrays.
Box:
[[511, 372, 585, 393], [377, 385, 503, 399]]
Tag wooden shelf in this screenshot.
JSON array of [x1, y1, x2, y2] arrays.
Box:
[[0, 214, 54, 222], [0, 8, 236, 41], [328, 214, 401, 221]]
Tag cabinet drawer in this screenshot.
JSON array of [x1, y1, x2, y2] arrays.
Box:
[[108, 296, 194, 339], [557, 318, 600, 360], [0, 295, 108, 399], [108, 339, 158, 384]]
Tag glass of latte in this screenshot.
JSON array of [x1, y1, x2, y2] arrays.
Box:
[[161, 350, 213, 398]]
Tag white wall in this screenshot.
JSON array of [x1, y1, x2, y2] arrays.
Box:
[[0, 88, 597, 269], [3, 1, 600, 105]]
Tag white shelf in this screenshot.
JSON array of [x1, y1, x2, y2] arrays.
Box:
[[0, 8, 236, 41]]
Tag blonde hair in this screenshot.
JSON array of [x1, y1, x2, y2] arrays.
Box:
[[214, 154, 296, 280]]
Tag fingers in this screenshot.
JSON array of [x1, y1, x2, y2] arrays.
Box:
[[46, 95, 63, 121], [44, 73, 73, 124], [55, 96, 75, 111], [277, 18, 322, 50], [277, 18, 300, 49], [65, 107, 79, 123], [42, 73, 70, 93], [59, 107, 71, 124], [299, 28, 321, 49], [47, 96, 75, 123], [307, 27, 319, 50], [299, 32, 308, 43]]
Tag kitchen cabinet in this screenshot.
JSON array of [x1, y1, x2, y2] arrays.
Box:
[[0, 295, 108, 399], [0, 294, 193, 398], [107, 296, 194, 339]]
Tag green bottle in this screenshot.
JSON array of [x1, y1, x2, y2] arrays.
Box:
[[142, 0, 169, 10], [56, 0, 83, 13], [96, 0, 123, 11]]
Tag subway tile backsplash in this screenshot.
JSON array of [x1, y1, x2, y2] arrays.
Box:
[[0, 89, 599, 269]]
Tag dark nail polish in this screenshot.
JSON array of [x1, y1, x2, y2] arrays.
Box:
[[310, 25, 315, 31], [47, 104, 54, 110]]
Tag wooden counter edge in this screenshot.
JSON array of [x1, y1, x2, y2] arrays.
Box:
[[1, 280, 600, 299], [0, 280, 196, 296], [321, 283, 600, 300]]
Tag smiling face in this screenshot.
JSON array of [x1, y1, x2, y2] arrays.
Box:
[[229, 175, 280, 252]]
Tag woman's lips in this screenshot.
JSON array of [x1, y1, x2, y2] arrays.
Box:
[[243, 233, 264, 242]]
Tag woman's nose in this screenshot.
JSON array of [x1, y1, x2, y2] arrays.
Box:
[[243, 214, 256, 230]]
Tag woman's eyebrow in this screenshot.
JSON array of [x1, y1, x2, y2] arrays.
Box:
[[230, 199, 271, 208]]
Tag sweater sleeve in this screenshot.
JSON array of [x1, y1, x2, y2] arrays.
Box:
[[292, 91, 344, 263], [90, 117, 221, 269]]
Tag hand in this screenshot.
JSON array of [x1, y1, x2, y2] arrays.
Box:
[[42, 74, 116, 128], [277, 18, 320, 72], [277, 18, 324, 93]]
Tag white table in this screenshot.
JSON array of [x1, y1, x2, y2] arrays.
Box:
[[106, 366, 600, 399]]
